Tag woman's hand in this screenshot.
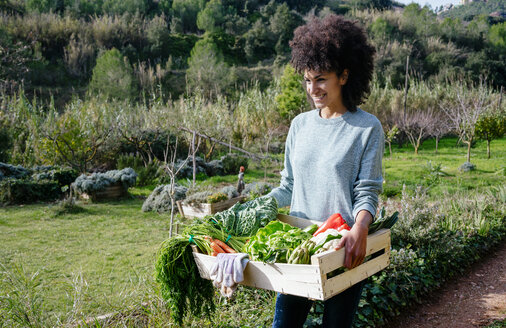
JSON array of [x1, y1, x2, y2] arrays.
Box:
[[335, 210, 372, 269]]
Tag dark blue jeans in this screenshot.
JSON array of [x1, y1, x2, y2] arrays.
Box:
[[271, 280, 365, 328]]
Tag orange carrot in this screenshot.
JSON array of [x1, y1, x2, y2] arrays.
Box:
[[210, 242, 225, 254], [211, 251, 218, 256], [213, 239, 237, 253]]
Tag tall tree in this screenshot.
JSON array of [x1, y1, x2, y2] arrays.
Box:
[[186, 39, 231, 97]]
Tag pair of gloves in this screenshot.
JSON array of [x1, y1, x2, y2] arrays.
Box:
[[209, 253, 250, 297]]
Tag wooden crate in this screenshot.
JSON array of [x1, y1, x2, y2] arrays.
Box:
[[192, 213, 390, 301], [179, 196, 245, 218], [80, 182, 128, 201]]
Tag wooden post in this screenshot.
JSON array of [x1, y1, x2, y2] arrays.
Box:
[[403, 55, 409, 122], [192, 130, 196, 188]]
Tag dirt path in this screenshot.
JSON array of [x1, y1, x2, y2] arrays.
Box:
[[382, 242, 506, 328]]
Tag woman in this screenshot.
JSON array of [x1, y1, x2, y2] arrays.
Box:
[[266, 14, 383, 328]]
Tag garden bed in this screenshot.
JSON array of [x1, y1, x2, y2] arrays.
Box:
[[178, 196, 245, 218], [79, 182, 129, 201], [192, 214, 391, 300]]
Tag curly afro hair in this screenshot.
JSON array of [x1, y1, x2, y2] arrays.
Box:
[[289, 14, 375, 112]]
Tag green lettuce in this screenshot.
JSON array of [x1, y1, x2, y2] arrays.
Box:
[[244, 221, 311, 263]]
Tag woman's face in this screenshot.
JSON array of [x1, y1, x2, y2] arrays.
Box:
[[304, 70, 348, 113]]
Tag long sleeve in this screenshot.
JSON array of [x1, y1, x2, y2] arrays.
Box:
[[352, 123, 384, 220]]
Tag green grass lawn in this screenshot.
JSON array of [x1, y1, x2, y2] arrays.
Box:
[[0, 136, 504, 326], [382, 137, 505, 198], [0, 197, 171, 323]]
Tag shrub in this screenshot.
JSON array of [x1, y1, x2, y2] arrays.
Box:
[[220, 185, 239, 199], [205, 160, 224, 176], [243, 181, 272, 200], [31, 166, 78, 188], [72, 168, 137, 194], [220, 154, 248, 175], [182, 190, 213, 206], [0, 162, 31, 181], [0, 178, 61, 205], [142, 184, 188, 213], [117, 154, 160, 186], [88, 48, 138, 100]]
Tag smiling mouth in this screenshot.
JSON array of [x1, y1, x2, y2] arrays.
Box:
[[312, 94, 326, 102]]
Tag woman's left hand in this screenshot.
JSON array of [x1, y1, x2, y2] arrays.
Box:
[[335, 210, 372, 269]]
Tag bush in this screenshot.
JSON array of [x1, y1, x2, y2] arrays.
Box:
[[72, 168, 137, 194], [142, 184, 188, 213], [220, 154, 249, 175], [31, 166, 78, 188], [0, 162, 31, 181], [242, 181, 272, 199], [116, 154, 160, 186], [0, 179, 61, 205], [88, 48, 138, 100]]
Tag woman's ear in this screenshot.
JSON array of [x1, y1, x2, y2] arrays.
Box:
[[340, 69, 349, 85]]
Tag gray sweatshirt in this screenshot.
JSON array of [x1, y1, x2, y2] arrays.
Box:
[[267, 108, 384, 226]]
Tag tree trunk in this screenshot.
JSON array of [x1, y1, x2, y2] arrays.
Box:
[[388, 142, 392, 157], [169, 184, 175, 237], [435, 137, 439, 154], [466, 140, 472, 163]]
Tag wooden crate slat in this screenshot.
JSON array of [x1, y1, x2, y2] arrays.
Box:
[[193, 253, 323, 284], [181, 196, 244, 219], [277, 213, 321, 229], [322, 251, 390, 300], [311, 229, 390, 274]]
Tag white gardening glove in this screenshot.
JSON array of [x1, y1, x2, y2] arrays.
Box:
[[210, 253, 250, 298]]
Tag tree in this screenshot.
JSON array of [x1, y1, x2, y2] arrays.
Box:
[[88, 48, 138, 101], [0, 29, 34, 93], [275, 64, 307, 121], [384, 124, 399, 157], [441, 80, 493, 163], [488, 21, 506, 50], [429, 112, 451, 154], [171, 0, 206, 33], [40, 100, 114, 172], [475, 108, 506, 159], [196, 0, 231, 33], [186, 39, 231, 97], [399, 108, 435, 155]]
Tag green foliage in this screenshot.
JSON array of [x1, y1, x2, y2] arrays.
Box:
[[31, 166, 78, 188], [116, 154, 161, 186], [206, 192, 227, 204], [488, 21, 506, 50], [220, 153, 248, 175], [0, 178, 61, 204], [171, 0, 206, 33], [275, 64, 307, 120], [186, 39, 232, 97], [196, 0, 227, 33], [440, 0, 505, 21], [88, 48, 138, 100], [212, 196, 278, 237], [475, 109, 506, 158], [244, 220, 311, 263], [102, 0, 148, 15]]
